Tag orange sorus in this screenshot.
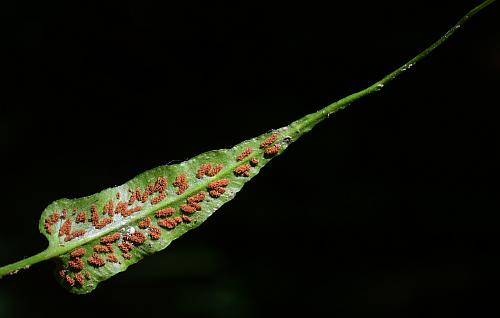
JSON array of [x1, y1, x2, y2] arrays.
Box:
[[138, 217, 152, 229], [103, 199, 114, 216], [58, 269, 66, 279], [87, 253, 105, 267], [155, 207, 175, 218], [141, 185, 152, 203], [264, 144, 281, 157], [59, 219, 72, 237], [158, 218, 177, 229], [207, 163, 224, 177], [208, 179, 229, 198], [66, 229, 86, 241], [234, 164, 251, 176], [93, 244, 113, 253], [260, 133, 278, 148], [237, 147, 254, 161], [76, 211, 86, 223], [128, 190, 137, 205], [107, 254, 118, 263], [100, 232, 121, 244], [173, 174, 189, 195], [122, 253, 132, 260], [122, 206, 142, 217], [149, 226, 161, 240], [118, 241, 134, 253], [181, 215, 192, 223], [250, 158, 259, 166], [65, 275, 75, 286], [44, 212, 60, 234], [68, 258, 84, 271], [74, 272, 84, 286], [153, 176, 168, 193], [180, 204, 196, 214], [187, 192, 205, 204], [209, 190, 221, 198], [70, 248, 86, 258], [95, 217, 112, 229], [208, 179, 230, 189], [150, 191, 166, 205], [173, 216, 183, 223], [115, 201, 128, 215], [91, 204, 99, 226], [127, 232, 146, 244], [196, 163, 212, 178]]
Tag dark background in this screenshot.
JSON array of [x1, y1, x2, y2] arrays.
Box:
[[0, 1, 498, 317]]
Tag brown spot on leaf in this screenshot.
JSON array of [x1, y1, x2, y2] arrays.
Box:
[[66, 229, 86, 241], [107, 254, 118, 263], [115, 201, 128, 215], [95, 217, 112, 229], [101, 232, 121, 244], [122, 206, 142, 217], [154, 176, 168, 193], [149, 226, 161, 240], [237, 147, 254, 161], [158, 218, 178, 229], [196, 163, 212, 178], [260, 133, 278, 148], [93, 244, 113, 253], [65, 275, 75, 286], [234, 164, 251, 176], [155, 207, 175, 218], [91, 204, 99, 227], [68, 258, 84, 271], [208, 179, 230, 198], [88, 253, 105, 267], [150, 191, 166, 205], [103, 199, 114, 217], [264, 144, 281, 157], [138, 217, 152, 229], [207, 163, 224, 177], [127, 232, 147, 244], [59, 219, 72, 237], [118, 241, 134, 253], [44, 212, 60, 235], [70, 248, 86, 258], [76, 211, 86, 223], [74, 272, 84, 286], [122, 253, 132, 260], [180, 204, 196, 214], [173, 174, 189, 195]]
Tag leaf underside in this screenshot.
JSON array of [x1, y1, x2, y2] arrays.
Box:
[[40, 127, 291, 294]]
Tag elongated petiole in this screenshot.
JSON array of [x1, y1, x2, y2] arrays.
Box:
[[288, 0, 496, 138]]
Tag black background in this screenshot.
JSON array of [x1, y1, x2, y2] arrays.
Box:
[[0, 1, 498, 317]]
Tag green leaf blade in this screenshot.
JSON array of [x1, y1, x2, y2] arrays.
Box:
[[38, 127, 291, 293]]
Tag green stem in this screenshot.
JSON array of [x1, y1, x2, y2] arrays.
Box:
[[0, 0, 495, 278], [289, 0, 496, 137], [0, 249, 53, 276]]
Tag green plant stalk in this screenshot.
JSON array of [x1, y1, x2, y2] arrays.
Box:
[[0, 0, 495, 278]]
